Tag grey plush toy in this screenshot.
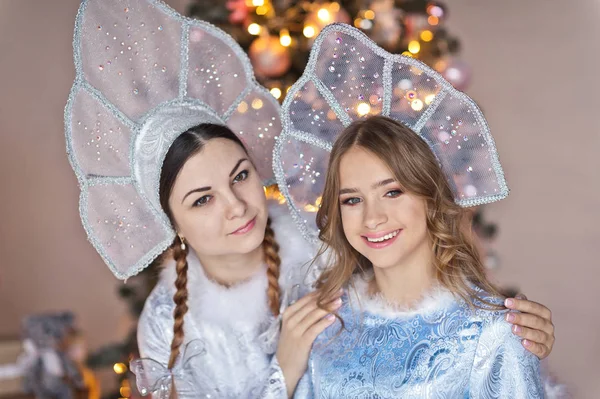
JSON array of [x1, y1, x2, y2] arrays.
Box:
[[21, 312, 84, 399]]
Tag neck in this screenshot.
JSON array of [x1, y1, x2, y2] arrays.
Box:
[[194, 244, 265, 287], [370, 241, 436, 307]]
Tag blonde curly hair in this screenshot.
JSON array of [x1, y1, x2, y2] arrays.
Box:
[[313, 116, 502, 316]]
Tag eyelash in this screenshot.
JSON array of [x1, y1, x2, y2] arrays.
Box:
[[193, 195, 212, 207], [233, 169, 249, 183], [340, 189, 403, 206], [191, 170, 250, 207], [341, 197, 361, 206], [385, 189, 403, 198]]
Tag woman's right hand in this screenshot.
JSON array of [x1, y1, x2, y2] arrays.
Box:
[[276, 290, 343, 398]]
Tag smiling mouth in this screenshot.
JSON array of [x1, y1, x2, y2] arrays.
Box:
[[231, 217, 256, 235], [363, 229, 400, 243]]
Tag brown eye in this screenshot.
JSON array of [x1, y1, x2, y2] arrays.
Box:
[[193, 195, 212, 207], [233, 170, 249, 183]]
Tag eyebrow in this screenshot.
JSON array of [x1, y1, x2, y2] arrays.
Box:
[[229, 158, 248, 177], [182, 186, 211, 204], [181, 158, 249, 204], [339, 178, 396, 195]]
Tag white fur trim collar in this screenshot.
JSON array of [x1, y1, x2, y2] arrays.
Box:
[[347, 272, 458, 319], [157, 201, 317, 329], [160, 249, 270, 329]]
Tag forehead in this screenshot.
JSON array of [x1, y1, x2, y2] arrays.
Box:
[[173, 138, 246, 188], [339, 146, 393, 183]]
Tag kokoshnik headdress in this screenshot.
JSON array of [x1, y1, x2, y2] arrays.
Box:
[[65, 0, 281, 280], [273, 23, 509, 243]]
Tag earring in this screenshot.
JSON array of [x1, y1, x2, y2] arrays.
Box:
[[178, 235, 186, 251]]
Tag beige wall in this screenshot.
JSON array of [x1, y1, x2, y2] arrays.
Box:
[[446, 1, 600, 397], [0, 0, 597, 397]]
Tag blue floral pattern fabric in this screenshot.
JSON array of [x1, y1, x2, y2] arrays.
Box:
[[295, 278, 544, 398]]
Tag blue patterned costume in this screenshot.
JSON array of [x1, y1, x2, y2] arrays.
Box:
[[296, 274, 544, 398]]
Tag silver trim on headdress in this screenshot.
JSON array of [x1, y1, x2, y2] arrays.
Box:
[[65, 0, 281, 279], [274, 23, 509, 243]]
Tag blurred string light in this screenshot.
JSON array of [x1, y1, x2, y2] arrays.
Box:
[[247, 23, 261, 35], [408, 40, 421, 54], [420, 30, 434, 42], [411, 99, 424, 111], [270, 87, 282, 99], [113, 363, 127, 374], [303, 25, 316, 38], [256, 5, 268, 15], [237, 101, 248, 113], [279, 29, 291, 46], [251, 98, 264, 109], [317, 8, 331, 22], [357, 102, 371, 116]]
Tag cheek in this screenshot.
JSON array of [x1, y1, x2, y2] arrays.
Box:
[[175, 209, 223, 249], [405, 202, 429, 237], [237, 175, 266, 207], [340, 208, 362, 241], [250, 183, 268, 208]]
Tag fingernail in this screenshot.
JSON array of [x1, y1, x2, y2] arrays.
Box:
[[505, 298, 514, 308], [505, 313, 516, 322], [523, 339, 531, 347], [334, 298, 343, 307], [326, 314, 336, 321], [512, 325, 522, 334]]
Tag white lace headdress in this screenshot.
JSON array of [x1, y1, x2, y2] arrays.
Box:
[[65, 0, 281, 279], [274, 23, 509, 243]]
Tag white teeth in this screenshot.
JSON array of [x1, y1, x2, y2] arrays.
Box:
[[366, 230, 398, 243]]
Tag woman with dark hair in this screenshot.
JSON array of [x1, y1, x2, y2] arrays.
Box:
[[65, 2, 338, 396]]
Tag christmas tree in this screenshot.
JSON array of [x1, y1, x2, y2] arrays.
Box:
[[188, 0, 471, 101]]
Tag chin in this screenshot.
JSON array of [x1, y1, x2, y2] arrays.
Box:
[[364, 253, 404, 270], [235, 236, 264, 255]]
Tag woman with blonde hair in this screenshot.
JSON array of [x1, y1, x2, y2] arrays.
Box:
[[301, 116, 544, 396], [274, 24, 553, 397]]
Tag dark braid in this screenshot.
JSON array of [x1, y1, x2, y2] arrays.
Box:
[[263, 218, 281, 316]]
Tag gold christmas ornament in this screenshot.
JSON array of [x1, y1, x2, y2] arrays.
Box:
[[249, 35, 292, 78]]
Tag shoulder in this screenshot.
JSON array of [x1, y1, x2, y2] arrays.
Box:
[[467, 290, 531, 361], [469, 300, 543, 396], [460, 284, 508, 324], [137, 278, 175, 358], [141, 274, 175, 321]]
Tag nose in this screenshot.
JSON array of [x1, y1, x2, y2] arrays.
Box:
[[363, 199, 387, 230], [225, 189, 247, 220]]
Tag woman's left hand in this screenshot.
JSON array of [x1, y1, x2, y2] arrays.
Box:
[[504, 294, 555, 359]]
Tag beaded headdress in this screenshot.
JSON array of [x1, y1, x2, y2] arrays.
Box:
[[65, 0, 281, 279], [273, 24, 509, 242]]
